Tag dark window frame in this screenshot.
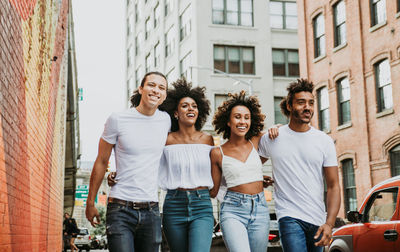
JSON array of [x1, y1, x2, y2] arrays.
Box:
[[374, 59, 392, 112], [272, 48, 299, 77], [145, 16, 151, 40], [337, 77, 351, 125], [333, 0, 346, 47], [370, 0, 386, 27], [313, 13, 325, 58], [342, 159, 357, 213], [213, 45, 255, 75], [270, 0, 297, 30], [212, 0, 254, 27], [317, 86, 330, 131], [390, 145, 400, 177]]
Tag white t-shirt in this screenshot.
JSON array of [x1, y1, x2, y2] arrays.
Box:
[[258, 125, 337, 226], [101, 107, 171, 202]]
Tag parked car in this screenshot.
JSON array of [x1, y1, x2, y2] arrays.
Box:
[[74, 227, 91, 251], [329, 175, 400, 252], [100, 235, 108, 249], [268, 212, 281, 250]]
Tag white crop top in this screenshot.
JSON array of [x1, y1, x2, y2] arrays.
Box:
[[219, 141, 263, 188], [159, 144, 214, 190]]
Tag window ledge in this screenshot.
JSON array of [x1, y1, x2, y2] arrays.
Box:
[[333, 42, 347, 53], [271, 28, 298, 33], [376, 108, 394, 118], [323, 129, 331, 134], [272, 76, 299, 81], [210, 73, 261, 79], [337, 122, 352, 131], [369, 21, 387, 33], [396, 12, 400, 19], [209, 24, 256, 30], [313, 54, 326, 63]]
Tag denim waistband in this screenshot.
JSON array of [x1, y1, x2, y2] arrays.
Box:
[[225, 190, 265, 201], [167, 189, 210, 197]]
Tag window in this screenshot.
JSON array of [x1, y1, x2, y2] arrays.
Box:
[[180, 6, 191, 41], [135, 32, 142, 56], [145, 53, 151, 72], [398, 0, 400, 13], [212, 0, 253, 26], [342, 159, 357, 213], [215, 94, 229, 111], [166, 68, 175, 83], [333, 1, 346, 47], [154, 42, 160, 68], [127, 46, 134, 67], [274, 97, 288, 124], [318, 87, 330, 131], [128, 77, 135, 100], [165, 26, 174, 57], [370, 0, 386, 27], [154, 2, 160, 28], [214, 45, 255, 75], [337, 77, 351, 125], [390, 145, 400, 177], [375, 59, 392, 112], [128, 14, 134, 35], [272, 49, 299, 77], [180, 52, 192, 81], [313, 14, 326, 58], [364, 188, 398, 222], [270, 1, 297, 29], [165, 0, 173, 16], [145, 17, 151, 39]]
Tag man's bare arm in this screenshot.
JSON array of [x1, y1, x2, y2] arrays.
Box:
[[85, 138, 114, 227]]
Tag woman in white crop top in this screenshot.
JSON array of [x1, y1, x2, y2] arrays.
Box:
[[210, 91, 270, 252], [158, 79, 215, 252]]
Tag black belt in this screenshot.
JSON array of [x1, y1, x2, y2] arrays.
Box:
[[108, 197, 158, 210]]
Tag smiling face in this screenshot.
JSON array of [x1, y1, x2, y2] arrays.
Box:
[[288, 91, 314, 124], [228, 105, 251, 138], [174, 97, 198, 127], [138, 74, 167, 108]]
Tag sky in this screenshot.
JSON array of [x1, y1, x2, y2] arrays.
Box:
[[72, 0, 126, 162]]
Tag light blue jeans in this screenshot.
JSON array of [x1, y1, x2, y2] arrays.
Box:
[[278, 216, 323, 252], [220, 191, 270, 252], [162, 189, 214, 252]]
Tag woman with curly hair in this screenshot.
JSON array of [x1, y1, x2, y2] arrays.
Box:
[[158, 78, 215, 252], [210, 91, 270, 252]]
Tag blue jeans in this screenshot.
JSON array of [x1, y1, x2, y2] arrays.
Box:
[[106, 202, 162, 252], [220, 191, 270, 252], [162, 189, 214, 252], [278, 216, 323, 252]]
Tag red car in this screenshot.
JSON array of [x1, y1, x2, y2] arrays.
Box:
[[329, 176, 400, 252]]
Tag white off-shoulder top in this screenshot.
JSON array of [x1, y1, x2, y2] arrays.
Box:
[[159, 144, 214, 190]]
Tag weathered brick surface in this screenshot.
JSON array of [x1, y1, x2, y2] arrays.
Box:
[[298, 0, 400, 218], [0, 0, 69, 251]]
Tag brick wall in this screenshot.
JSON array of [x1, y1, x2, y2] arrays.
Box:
[[0, 0, 70, 251], [297, 0, 400, 218]]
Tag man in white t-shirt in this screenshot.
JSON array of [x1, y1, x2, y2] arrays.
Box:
[[259, 79, 340, 252], [85, 72, 171, 252]]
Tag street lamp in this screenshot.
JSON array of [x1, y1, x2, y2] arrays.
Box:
[[189, 65, 253, 95]]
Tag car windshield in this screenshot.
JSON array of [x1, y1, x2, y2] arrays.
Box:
[[79, 229, 89, 235]]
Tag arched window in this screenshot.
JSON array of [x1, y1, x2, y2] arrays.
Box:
[[390, 145, 400, 177], [342, 159, 357, 212]]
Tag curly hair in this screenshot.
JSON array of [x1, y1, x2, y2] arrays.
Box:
[[280, 78, 314, 117], [213, 91, 265, 140], [130, 71, 167, 107], [159, 78, 210, 132]]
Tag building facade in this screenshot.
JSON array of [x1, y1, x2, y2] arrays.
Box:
[[297, 0, 400, 217], [0, 0, 80, 251]]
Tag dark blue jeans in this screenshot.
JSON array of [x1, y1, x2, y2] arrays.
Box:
[[106, 202, 162, 252], [162, 189, 214, 252], [278, 216, 323, 252]]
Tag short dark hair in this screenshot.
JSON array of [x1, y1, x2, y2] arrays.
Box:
[[159, 78, 210, 132], [213, 91, 265, 140], [280, 78, 314, 117], [130, 71, 167, 107]]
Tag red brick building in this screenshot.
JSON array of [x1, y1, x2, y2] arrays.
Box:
[[0, 0, 79, 250], [297, 0, 400, 218]]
